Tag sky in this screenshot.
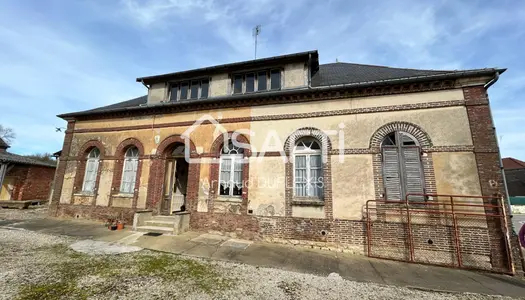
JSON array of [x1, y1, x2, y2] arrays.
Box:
[[0, 0, 524, 158]]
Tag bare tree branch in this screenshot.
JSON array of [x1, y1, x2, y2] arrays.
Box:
[[0, 125, 15, 145]]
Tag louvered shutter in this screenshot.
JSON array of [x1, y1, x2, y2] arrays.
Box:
[[382, 147, 402, 201], [402, 147, 424, 201]]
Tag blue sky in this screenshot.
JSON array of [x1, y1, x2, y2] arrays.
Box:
[[0, 0, 524, 158]]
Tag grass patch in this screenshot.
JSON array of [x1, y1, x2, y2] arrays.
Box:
[[17, 245, 234, 299]]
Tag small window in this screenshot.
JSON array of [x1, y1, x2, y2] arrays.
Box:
[[201, 79, 209, 99], [180, 82, 189, 100], [270, 69, 281, 90], [246, 73, 255, 93], [170, 85, 178, 101], [258, 71, 267, 91], [233, 75, 243, 94], [190, 81, 199, 99]]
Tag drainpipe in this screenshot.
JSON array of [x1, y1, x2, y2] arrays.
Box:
[[307, 53, 312, 88]]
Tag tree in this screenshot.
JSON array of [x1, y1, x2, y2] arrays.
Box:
[[0, 125, 15, 145]]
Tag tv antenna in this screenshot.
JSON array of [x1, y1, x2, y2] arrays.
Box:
[[253, 25, 261, 59]]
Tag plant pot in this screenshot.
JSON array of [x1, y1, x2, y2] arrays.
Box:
[[117, 223, 124, 230], [110, 225, 118, 231]]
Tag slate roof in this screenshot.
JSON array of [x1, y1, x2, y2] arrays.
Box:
[[58, 52, 505, 119], [503, 157, 525, 170], [0, 151, 57, 168]]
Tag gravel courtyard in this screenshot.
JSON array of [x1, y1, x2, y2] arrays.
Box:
[[0, 208, 520, 299]]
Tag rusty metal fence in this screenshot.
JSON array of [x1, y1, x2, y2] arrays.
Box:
[[365, 194, 514, 274]]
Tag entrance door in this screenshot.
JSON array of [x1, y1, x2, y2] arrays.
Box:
[[161, 158, 189, 215]]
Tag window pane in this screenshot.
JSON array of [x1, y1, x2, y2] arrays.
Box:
[[270, 70, 281, 90], [190, 81, 199, 99], [258, 71, 267, 91], [246, 73, 255, 92], [170, 85, 178, 101], [180, 82, 188, 100], [294, 155, 307, 197], [233, 75, 243, 94], [200, 79, 209, 99]]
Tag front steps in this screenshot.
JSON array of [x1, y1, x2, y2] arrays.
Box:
[[133, 211, 190, 235]]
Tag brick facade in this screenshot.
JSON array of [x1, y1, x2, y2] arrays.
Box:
[[5, 164, 55, 200]]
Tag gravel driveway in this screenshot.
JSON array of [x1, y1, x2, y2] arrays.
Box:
[[0, 207, 519, 299]]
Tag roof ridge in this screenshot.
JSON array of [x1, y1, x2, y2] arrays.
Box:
[[319, 61, 500, 73]]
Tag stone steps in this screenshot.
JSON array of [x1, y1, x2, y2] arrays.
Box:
[[133, 213, 190, 235], [135, 225, 174, 234]]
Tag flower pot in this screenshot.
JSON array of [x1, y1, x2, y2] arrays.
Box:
[[110, 225, 118, 231], [117, 223, 124, 230]]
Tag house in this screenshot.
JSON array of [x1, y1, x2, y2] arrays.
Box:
[[0, 137, 56, 202], [50, 50, 520, 274], [503, 157, 525, 197]]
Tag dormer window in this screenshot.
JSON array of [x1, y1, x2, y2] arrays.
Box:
[[232, 69, 281, 95], [170, 79, 209, 101]]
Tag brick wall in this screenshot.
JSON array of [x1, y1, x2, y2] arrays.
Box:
[[4, 164, 55, 201]]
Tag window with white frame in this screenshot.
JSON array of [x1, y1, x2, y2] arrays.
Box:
[[120, 147, 139, 194], [170, 79, 209, 101], [232, 69, 281, 94], [219, 140, 244, 197], [82, 148, 100, 193], [293, 137, 323, 198]]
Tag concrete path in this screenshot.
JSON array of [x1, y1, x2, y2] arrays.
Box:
[[2, 217, 525, 298]]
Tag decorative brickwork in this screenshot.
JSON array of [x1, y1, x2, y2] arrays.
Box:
[[463, 85, 520, 274], [208, 132, 251, 214], [109, 138, 145, 208], [146, 135, 200, 213], [370, 121, 432, 150], [283, 127, 333, 219], [49, 120, 75, 215], [71, 140, 106, 203]]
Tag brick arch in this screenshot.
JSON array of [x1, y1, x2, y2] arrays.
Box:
[[209, 131, 252, 158], [114, 138, 145, 157], [146, 134, 200, 213], [77, 139, 106, 158], [208, 132, 251, 213], [157, 135, 197, 158], [72, 139, 106, 198], [284, 127, 332, 154], [369, 121, 432, 149], [283, 127, 333, 219], [110, 138, 145, 208]]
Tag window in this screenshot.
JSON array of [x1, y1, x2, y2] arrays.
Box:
[[233, 75, 243, 94], [190, 81, 199, 99], [120, 147, 139, 194], [82, 148, 100, 193], [180, 82, 188, 100], [381, 131, 424, 201], [246, 73, 255, 93], [219, 140, 244, 197], [232, 69, 281, 94], [270, 69, 281, 90], [170, 79, 209, 101], [258, 71, 267, 91], [293, 138, 323, 198]]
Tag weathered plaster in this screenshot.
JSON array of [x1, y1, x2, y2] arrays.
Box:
[[291, 205, 325, 218], [111, 196, 133, 208], [95, 160, 114, 206], [331, 154, 375, 220], [60, 161, 76, 204], [247, 156, 287, 217], [210, 73, 230, 97], [148, 83, 166, 104], [284, 62, 306, 89]]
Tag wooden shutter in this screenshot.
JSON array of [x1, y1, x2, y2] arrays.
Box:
[[402, 147, 424, 201], [382, 147, 402, 201]]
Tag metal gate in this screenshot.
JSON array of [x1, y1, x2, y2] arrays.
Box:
[[365, 194, 514, 274]]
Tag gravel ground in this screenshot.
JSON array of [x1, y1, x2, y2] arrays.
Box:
[[0, 225, 518, 300], [0, 205, 49, 220]]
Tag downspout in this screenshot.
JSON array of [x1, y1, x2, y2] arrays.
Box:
[[307, 53, 312, 88]]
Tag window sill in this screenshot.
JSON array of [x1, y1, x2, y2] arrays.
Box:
[[112, 193, 134, 198], [216, 196, 243, 203], [292, 198, 324, 206], [73, 193, 95, 197]]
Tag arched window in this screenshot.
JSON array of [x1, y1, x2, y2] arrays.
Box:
[[293, 137, 323, 198], [120, 147, 139, 194], [82, 148, 100, 193], [219, 140, 244, 197], [381, 131, 424, 201]]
